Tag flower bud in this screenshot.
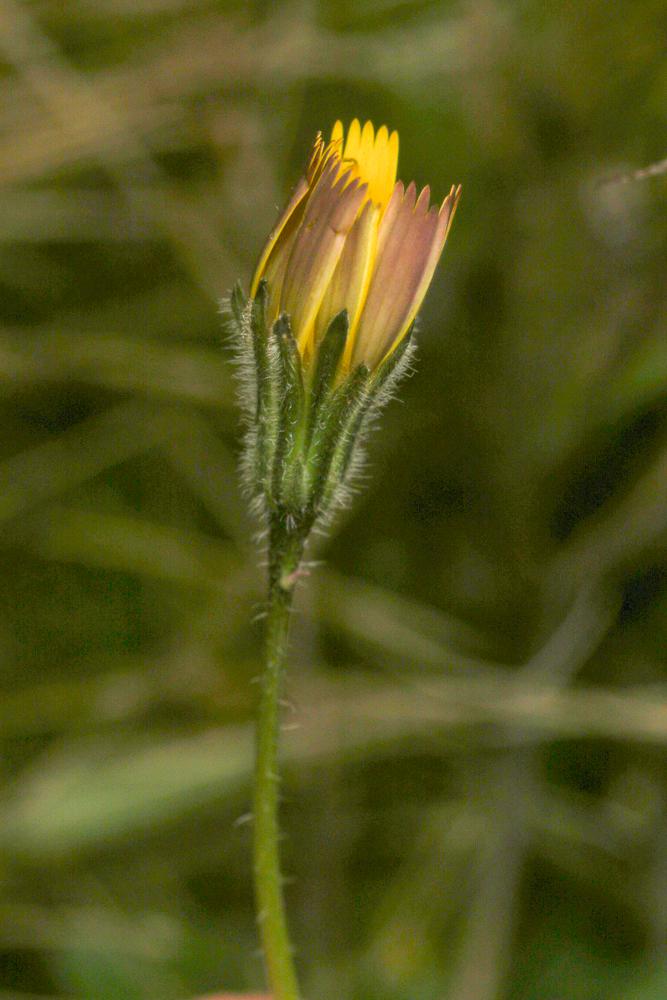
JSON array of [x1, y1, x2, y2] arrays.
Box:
[[252, 119, 460, 371], [224, 120, 460, 532]]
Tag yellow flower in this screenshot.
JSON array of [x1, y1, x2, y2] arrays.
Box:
[[251, 119, 461, 371]]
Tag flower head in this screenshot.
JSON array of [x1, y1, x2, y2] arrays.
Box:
[[252, 119, 460, 370], [224, 121, 461, 527]]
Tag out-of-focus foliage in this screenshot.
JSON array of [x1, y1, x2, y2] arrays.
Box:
[[0, 0, 665, 997]]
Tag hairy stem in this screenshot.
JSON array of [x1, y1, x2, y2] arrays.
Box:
[[254, 519, 306, 1000]]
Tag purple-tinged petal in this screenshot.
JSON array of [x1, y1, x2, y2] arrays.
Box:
[[312, 198, 380, 352], [281, 162, 368, 353], [352, 182, 437, 367], [352, 183, 461, 368], [250, 176, 309, 298]]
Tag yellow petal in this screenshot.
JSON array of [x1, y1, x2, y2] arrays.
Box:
[[331, 120, 344, 148], [330, 119, 398, 211], [342, 118, 361, 163], [357, 120, 376, 185], [385, 128, 399, 207], [372, 125, 388, 206]]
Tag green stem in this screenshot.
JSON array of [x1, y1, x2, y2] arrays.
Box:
[[254, 520, 306, 1000]]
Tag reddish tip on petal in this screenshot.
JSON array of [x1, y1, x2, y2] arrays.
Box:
[[415, 184, 431, 214]]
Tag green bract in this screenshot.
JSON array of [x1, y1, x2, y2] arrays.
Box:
[[222, 278, 414, 541]]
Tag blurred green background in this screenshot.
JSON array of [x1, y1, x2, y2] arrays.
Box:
[[0, 0, 666, 997]]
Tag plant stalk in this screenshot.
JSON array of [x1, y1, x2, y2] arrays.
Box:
[[253, 520, 306, 1000]]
